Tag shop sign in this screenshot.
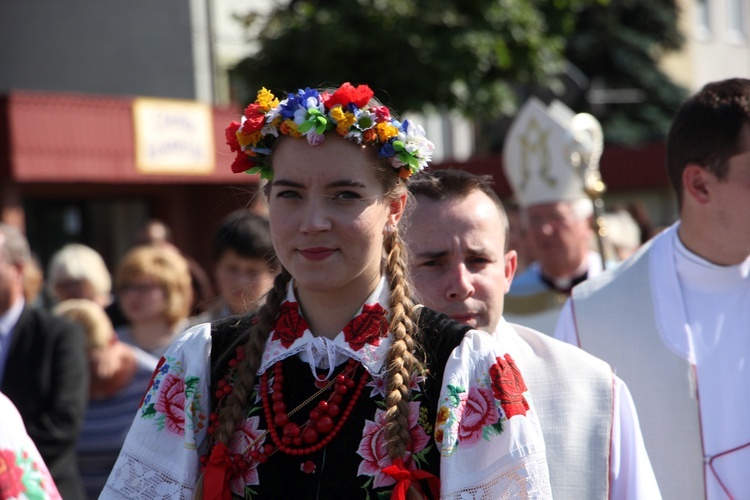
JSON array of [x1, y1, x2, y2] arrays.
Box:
[[133, 98, 215, 174]]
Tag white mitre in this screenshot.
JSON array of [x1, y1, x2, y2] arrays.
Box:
[[503, 97, 603, 208]]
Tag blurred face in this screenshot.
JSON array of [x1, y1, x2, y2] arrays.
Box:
[[54, 278, 98, 304], [214, 250, 276, 315], [268, 136, 404, 305], [406, 190, 517, 333], [525, 201, 592, 277], [118, 277, 167, 324], [0, 240, 23, 314]]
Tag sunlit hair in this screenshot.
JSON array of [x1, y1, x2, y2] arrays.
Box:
[[408, 169, 511, 251], [47, 244, 112, 304], [199, 91, 426, 497], [667, 78, 750, 206], [114, 245, 192, 327], [53, 298, 114, 349], [0, 223, 30, 266]]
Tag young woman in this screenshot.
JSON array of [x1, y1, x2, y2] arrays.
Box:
[[102, 83, 551, 499], [113, 245, 193, 357]]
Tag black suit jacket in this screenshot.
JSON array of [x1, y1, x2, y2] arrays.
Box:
[[1, 306, 89, 499]]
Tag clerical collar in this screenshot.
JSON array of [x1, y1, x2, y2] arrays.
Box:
[[674, 236, 750, 292], [539, 258, 590, 294]]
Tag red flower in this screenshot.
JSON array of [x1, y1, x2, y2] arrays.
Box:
[[231, 151, 255, 173], [343, 303, 388, 351], [155, 373, 186, 436], [0, 449, 25, 498], [489, 354, 529, 419], [325, 83, 374, 110], [241, 103, 266, 134], [272, 302, 309, 348], [372, 106, 391, 122], [225, 121, 241, 152]]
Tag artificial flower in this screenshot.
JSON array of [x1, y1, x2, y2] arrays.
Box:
[[225, 83, 435, 179]]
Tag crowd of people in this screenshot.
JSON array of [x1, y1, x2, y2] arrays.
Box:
[[0, 77, 746, 499]]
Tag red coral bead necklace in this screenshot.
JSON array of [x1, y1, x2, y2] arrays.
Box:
[[260, 357, 369, 456]]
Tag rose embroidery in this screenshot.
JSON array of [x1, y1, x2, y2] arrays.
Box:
[[228, 417, 266, 494], [141, 357, 204, 437], [155, 374, 187, 435], [489, 354, 529, 419], [272, 302, 309, 348], [344, 303, 388, 351], [357, 402, 429, 488], [456, 386, 498, 445], [0, 449, 25, 498], [0, 448, 59, 499]]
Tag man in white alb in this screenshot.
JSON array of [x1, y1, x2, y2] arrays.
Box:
[[555, 78, 750, 499], [405, 168, 660, 499]]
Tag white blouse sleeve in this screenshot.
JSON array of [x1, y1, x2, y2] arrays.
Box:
[[100, 324, 213, 499], [436, 329, 552, 499]]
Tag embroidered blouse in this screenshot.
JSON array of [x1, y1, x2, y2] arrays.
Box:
[[101, 278, 551, 499], [0, 392, 61, 500]]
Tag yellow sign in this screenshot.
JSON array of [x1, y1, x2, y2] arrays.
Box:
[[133, 98, 215, 174]]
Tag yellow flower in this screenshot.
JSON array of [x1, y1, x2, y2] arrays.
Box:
[[256, 88, 279, 112], [436, 405, 450, 426], [237, 130, 262, 147], [375, 122, 399, 142], [331, 108, 356, 135], [280, 119, 302, 138]]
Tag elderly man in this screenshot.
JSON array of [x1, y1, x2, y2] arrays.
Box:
[[0, 224, 88, 498], [502, 98, 607, 334], [404, 169, 659, 499], [555, 78, 750, 499]]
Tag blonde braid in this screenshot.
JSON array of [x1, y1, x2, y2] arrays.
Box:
[[194, 269, 291, 498], [382, 228, 422, 459]]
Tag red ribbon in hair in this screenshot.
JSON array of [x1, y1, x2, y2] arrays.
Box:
[[382, 458, 440, 499], [203, 442, 236, 500]]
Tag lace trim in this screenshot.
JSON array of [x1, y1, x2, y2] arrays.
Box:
[[442, 452, 552, 500], [101, 449, 197, 499]]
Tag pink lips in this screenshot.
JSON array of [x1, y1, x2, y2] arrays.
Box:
[[450, 313, 477, 326], [299, 247, 336, 261]]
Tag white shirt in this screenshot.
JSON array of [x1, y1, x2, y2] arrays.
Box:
[[555, 224, 750, 499]]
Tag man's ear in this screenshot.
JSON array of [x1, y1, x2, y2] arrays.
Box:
[[504, 250, 518, 293], [682, 163, 712, 205], [387, 192, 408, 227]]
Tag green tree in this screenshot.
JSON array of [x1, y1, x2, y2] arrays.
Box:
[[231, 0, 595, 118], [565, 0, 688, 145]]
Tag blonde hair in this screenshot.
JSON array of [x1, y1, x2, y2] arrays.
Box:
[[115, 245, 193, 327], [198, 137, 423, 496], [53, 298, 114, 349], [47, 244, 112, 303]]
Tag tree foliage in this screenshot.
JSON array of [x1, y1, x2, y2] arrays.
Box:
[[231, 0, 687, 146], [564, 0, 688, 145], [231, 0, 594, 118]]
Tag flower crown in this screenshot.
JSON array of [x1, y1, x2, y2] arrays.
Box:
[[225, 83, 435, 180]]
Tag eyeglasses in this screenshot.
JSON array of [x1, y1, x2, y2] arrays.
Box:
[[119, 282, 162, 295]]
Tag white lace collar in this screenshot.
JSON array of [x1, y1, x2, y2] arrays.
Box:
[[258, 276, 393, 380]]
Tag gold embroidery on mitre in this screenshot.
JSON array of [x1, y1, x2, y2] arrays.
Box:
[[518, 117, 556, 193]]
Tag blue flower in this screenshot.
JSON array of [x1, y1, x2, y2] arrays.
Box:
[[159, 364, 170, 374], [152, 379, 161, 390], [379, 142, 397, 158]]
